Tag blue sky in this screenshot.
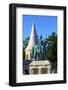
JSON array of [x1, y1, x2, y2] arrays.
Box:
[[22, 15, 57, 40]]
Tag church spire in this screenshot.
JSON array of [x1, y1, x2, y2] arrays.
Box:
[[25, 23, 38, 60], [25, 23, 38, 51]]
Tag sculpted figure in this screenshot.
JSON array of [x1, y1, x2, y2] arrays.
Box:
[[32, 35, 46, 60]]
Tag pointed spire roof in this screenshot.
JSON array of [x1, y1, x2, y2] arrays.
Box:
[[25, 23, 38, 51]]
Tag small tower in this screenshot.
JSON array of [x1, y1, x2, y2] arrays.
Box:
[[25, 23, 38, 60]]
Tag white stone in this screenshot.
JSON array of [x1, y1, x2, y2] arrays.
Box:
[[29, 60, 51, 74], [25, 23, 38, 60], [29, 60, 51, 66]]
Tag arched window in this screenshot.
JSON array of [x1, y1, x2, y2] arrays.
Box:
[[32, 68, 38, 74], [41, 68, 48, 74]]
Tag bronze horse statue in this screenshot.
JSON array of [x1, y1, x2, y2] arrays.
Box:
[[32, 35, 46, 60]]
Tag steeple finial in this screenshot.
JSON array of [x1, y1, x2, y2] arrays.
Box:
[[25, 23, 38, 51]]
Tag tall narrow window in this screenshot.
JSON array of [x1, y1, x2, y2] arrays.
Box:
[[41, 68, 48, 74], [32, 68, 38, 74]]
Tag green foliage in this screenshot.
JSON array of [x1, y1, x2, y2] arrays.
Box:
[[23, 37, 30, 60], [23, 37, 30, 49], [46, 32, 57, 63], [23, 32, 57, 63]]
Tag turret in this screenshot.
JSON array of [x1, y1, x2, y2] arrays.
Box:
[[25, 23, 38, 60]]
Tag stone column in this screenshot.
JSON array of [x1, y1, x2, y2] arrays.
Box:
[[29, 67, 32, 74], [47, 65, 51, 73]]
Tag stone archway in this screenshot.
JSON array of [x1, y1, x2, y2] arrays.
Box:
[[41, 68, 48, 74], [31, 68, 38, 74]]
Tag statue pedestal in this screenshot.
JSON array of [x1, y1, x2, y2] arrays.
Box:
[[29, 60, 51, 74]]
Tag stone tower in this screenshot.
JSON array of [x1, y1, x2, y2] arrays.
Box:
[[25, 23, 38, 60]]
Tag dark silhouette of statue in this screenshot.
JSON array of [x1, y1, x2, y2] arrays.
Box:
[[32, 35, 46, 60]]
